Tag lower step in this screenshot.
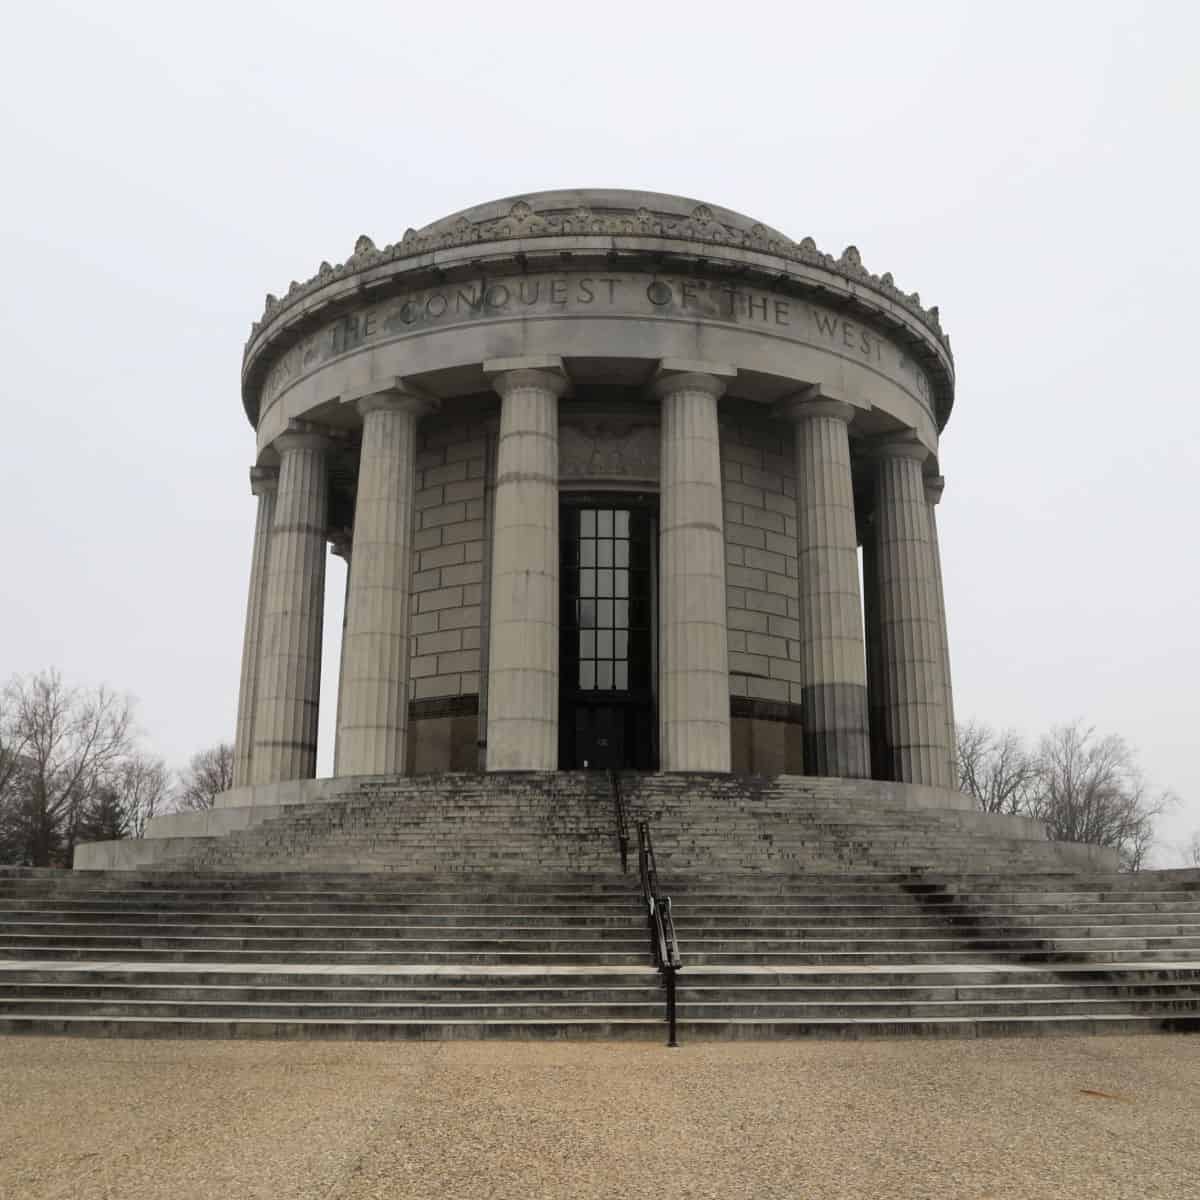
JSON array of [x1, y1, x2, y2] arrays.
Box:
[[676, 1014, 1200, 1038], [4, 1011, 1198, 1041], [0, 1015, 669, 1041]]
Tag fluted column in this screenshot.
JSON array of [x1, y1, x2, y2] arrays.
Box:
[[654, 362, 734, 772], [924, 474, 957, 786], [336, 385, 435, 776], [251, 423, 330, 785], [483, 357, 568, 770], [862, 514, 887, 780], [328, 532, 352, 778], [871, 437, 951, 787], [232, 465, 278, 789], [778, 395, 869, 778]]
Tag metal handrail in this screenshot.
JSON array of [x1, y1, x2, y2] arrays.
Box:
[[609, 769, 629, 874], [638, 820, 681, 1047]]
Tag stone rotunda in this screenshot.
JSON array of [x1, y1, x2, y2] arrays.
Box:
[[233, 189, 957, 795], [55, 191, 1194, 1046]]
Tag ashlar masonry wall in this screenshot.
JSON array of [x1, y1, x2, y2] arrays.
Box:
[[405, 397, 496, 771], [400, 400, 810, 775], [720, 410, 805, 774]]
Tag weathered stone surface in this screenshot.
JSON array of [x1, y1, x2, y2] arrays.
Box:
[[924, 474, 957, 786], [654, 366, 734, 772], [871, 439, 952, 788], [232, 465, 278, 789], [251, 425, 330, 785], [483, 361, 568, 770], [335, 384, 435, 777], [778, 395, 869, 778]]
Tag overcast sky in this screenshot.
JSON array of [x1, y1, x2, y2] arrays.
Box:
[[2, 1, 1196, 862]]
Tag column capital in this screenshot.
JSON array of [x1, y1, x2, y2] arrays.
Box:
[[650, 359, 736, 401], [342, 377, 439, 419], [328, 528, 353, 561], [483, 356, 571, 398], [272, 419, 336, 456], [924, 474, 946, 506], [866, 432, 930, 464], [249, 465, 279, 496], [774, 386, 857, 426]]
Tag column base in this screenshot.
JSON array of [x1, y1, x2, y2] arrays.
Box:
[[801, 683, 870, 779]]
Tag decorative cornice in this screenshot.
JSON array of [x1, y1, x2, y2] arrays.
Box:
[[246, 194, 951, 358]]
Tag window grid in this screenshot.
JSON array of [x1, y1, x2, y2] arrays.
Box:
[[563, 507, 651, 694]]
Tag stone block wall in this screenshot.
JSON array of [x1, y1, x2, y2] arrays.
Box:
[[398, 401, 810, 774], [406, 398, 496, 770], [719, 411, 805, 773]]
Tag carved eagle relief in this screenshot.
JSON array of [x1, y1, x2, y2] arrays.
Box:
[[559, 421, 659, 481]]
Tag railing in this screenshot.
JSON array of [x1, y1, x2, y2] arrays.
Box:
[[638, 820, 681, 1047], [608, 769, 630, 874]]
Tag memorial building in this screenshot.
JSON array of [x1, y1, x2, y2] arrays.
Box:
[[48, 205, 1194, 1043], [233, 189, 956, 792]]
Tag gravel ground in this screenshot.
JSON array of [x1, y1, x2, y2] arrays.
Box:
[[1, 1034, 1197, 1200]]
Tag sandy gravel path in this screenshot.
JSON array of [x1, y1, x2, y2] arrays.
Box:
[[1, 1034, 1197, 1199]]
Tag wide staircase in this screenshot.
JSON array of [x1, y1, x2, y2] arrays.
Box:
[[0, 871, 665, 1039], [1, 772, 1198, 1040], [668, 873, 1200, 1038]]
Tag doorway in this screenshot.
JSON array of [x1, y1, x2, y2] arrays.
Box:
[[559, 499, 657, 769]]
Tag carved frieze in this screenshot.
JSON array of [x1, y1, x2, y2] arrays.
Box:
[[247, 195, 949, 355], [560, 419, 659, 482]]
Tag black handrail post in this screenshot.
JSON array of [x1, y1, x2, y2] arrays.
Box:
[[637, 819, 682, 1047], [665, 964, 678, 1048]]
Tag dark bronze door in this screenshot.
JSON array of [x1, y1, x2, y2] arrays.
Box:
[[559, 501, 657, 769]]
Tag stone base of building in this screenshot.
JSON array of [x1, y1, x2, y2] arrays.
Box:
[[72, 771, 1117, 874], [406, 697, 480, 773], [730, 699, 805, 774]]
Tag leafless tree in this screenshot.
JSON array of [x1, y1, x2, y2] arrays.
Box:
[[0, 670, 135, 865], [117, 755, 172, 838], [175, 742, 234, 812], [956, 721, 1039, 816], [1028, 720, 1173, 872]]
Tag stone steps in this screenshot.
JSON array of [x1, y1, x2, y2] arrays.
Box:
[[11, 772, 1197, 1039], [667, 872, 1200, 1030], [106, 771, 1105, 877]]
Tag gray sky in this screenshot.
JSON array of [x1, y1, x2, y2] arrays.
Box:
[[2, 1, 1196, 862]]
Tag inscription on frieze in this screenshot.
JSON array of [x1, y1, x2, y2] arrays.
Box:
[[262, 272, 933, 410]]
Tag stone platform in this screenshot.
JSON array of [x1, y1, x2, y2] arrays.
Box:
[[73, 771, 1113, 874]]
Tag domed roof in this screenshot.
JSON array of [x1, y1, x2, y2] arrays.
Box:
[[412, 188, 794, 248]]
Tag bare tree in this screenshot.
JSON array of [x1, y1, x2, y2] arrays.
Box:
[[0, 671, 135, 865], [175, 742, 234, 812], [117, 755, 172, 838], [956, 721, 1039, 816], [77, 785, 130, 844], [1028, 721, 1173, 872]]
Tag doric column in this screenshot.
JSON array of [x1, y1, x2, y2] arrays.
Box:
[[335, 383, 435, 777], [870, 437, 951, 787], [924, 474, 957, 787], [653, 361, 734, 773], [328, 531, 352, 778], [778, 394, 870, 778], [251, 422, 330, 785], [232, 465, 278, 789], [483, 357, 568, 770]]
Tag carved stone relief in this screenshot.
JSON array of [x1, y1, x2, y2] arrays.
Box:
[[559, 419, 659, 482]]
